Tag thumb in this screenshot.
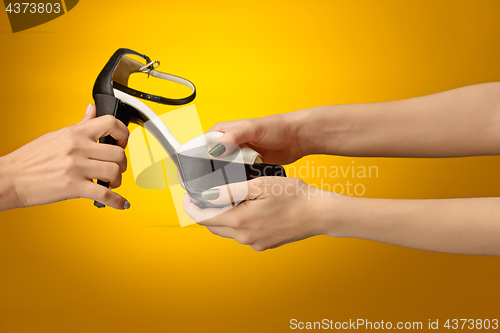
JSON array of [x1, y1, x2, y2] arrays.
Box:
[[208, 120, 260, 158], [200, 178, 263, 206], [81, 103, 96, 123]]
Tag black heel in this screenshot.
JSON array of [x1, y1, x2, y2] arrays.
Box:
[[93, 93, 131, 207]]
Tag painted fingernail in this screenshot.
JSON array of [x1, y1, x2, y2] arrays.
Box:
[[124, 201, 131, 209], [85, 103, 92, 115], [209, 143, 226, 157], [202, 189, 220, 200]]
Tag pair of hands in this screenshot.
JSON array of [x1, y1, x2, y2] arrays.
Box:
[[184, 112, 334, 251], [3, 104, 330, 251]]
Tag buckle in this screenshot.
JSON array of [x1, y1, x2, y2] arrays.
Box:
[[139, 60, 160, 78]]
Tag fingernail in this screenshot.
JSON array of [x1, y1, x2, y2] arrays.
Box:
[[209, 143, 226, 157], [85, 103, 92, 115], [202, 189, 220, 200], [124, 201, 131, 209]]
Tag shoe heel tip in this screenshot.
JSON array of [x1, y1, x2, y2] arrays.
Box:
[[94, 201, 105, 208]]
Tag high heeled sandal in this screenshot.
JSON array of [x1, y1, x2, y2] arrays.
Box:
[[92, 48, 286, 209]]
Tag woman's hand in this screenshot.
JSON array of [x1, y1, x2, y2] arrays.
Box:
[[0, 104, 130, 211], [183, 177, 337, 251], [207, 111, 310, 165]]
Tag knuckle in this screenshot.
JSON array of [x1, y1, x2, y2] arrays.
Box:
[[108, 164, 121, 186], [59, 176, 75, 192], [101, 115, 116, 125], [114, 118, 129, 135], [116, 174, 123, 187], [236, 233, 253, 246], [96, 188, 112, 202], [251, 244, 267, 252], [230, 184, 243, 201], [249, 178, 264, 195], [208, 123, 223, 132], [228, 120, 251, 140], [112, 174, 122, 188], [251, 178, 263, 189], [68, 141, 81, 154], [62, 126, 76, 136], [231, 216, 244, 228], [242, 118, 256, 128], [295, 178, 305, 186], [241, 119, 260, 136], [113, 146, 127, 163], [225, 128, 240, 141], [62, 137, 80, 155], [118, 147, 127, 161], [123, 125, 130, 138], [207, 226, 219, 236], [64, 155, 79, 172], [109, 162, 120, 176]]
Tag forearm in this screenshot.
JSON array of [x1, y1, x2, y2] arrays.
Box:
[[299, 82, 500, 157], [325, 195, 500, 256], [0, 155, 22, 212]]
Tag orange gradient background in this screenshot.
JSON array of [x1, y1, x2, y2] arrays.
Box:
[[1, 1, 500, 332]]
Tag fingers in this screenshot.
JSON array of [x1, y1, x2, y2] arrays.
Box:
[[207, 120, 245, 133], [85, 115, 130, 149], [208, 119, 261, 158], [85, 159, 123, 188], [87, 143, 127, 173], [81, 104, 97, 123], [201, 178, 263, 206], [183, 195, 243, 241], [206, 226, 237, 239], [82, 182, 129, 210], [183, 194, 233, 225]]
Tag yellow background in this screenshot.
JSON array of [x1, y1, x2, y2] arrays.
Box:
[[1, 0, 500, 332]]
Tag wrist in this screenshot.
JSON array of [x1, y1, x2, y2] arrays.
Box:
[[0, 154, 23, 211], [316, 192, 357, 238], [294, 105, 351, 156]]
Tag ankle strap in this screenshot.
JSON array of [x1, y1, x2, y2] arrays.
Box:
[[112, 70, 196, 106], [93, 48, 196, 106]]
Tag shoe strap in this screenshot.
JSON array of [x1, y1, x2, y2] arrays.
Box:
[[93, 48, 196, 106], [112, 71, 196, 106]]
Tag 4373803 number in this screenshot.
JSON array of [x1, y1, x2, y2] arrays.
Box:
[[444, 319, 499, 330], [5, 2, 61, 14]]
